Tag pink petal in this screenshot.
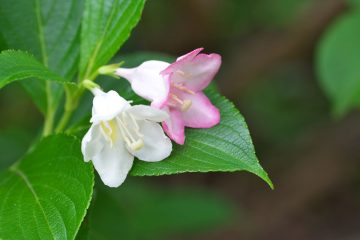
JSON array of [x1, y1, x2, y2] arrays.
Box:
[[162, 108, 185, 145], [161, 49, 222, 92], [180, 92, 220, 128], [176, 48, 204, 62], [161, 48, 203, 76]]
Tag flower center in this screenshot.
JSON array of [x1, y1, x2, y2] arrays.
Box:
[[170, 94, 192, 112], [169, 82, 195, 112], [100, 113, 144, 151], [116, 112, 144, 151]]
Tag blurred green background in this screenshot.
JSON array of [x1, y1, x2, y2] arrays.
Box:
[[2, 0, 360, 239]]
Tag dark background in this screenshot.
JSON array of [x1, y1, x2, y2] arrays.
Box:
[[1, 0, 360, 239]]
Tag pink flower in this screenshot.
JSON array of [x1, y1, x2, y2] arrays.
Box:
[[115, 48, 221, 144]]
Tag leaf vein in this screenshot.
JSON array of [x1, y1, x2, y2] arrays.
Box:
[[10, 167, 56, 240]]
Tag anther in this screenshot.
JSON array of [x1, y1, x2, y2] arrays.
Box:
[[181, 100, 192, 112], [129, 139, 144, 151], [170, 94, 192, 112]]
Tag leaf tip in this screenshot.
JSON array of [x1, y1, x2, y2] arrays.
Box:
[[260, 172, 274, 190]]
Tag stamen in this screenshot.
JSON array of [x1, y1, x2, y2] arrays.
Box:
[[167, 102, 177, 108], [170, 94, 184, 105], [129, 139, 144, 151], [172, 83, 195, 94], [127, 113, 139, 131], [170, 94, 192, 112], [117, 118, 135, 142], [177, 70, 186, 77], [100, 120, 117, 147], [117, 124, 132, 147], [176, 70, 191, 78], [124, 112, 143, 138], [116, 113, 144, 151]]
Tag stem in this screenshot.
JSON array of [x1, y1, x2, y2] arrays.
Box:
[[55, 108, 73, 133], [55, 86, 84, 133], [36, 0, 53, 136], [43, 112, 54, 136], [56, 68, 100, 133], [43, 82, 54, 136]]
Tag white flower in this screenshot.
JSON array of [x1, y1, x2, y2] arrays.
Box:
[[81, 89, 172, 187]]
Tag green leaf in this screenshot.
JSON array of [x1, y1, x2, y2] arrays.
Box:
[[0, 0, 84, 112], [317, 11, 360, 116], [0, 135, 94, 240], [130, 89, 273, 188], [79, 181, 234, 239], [79, 0, 146, 80], [0, 50, 67, 89]]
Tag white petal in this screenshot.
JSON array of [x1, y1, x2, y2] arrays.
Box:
[[91, 90, 130, 123], [131, 120, 172, 162], [125, 105, 169, 122], [92, 138, 134, 187], [116, 61, 170, 108], [81, 124, 104, 162]]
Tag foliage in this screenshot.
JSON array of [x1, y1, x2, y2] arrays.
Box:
[[130, 88, 271, 185], [317, 9, 360, 116], [0, 0, 271, 239], [0, 0, 84, 114], [0, 50, 67, 89], [79, 0, 145, 80], [0, 135, 94, 239]]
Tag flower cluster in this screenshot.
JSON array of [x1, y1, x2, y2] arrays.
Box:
[[82, 48, 222, 187]]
